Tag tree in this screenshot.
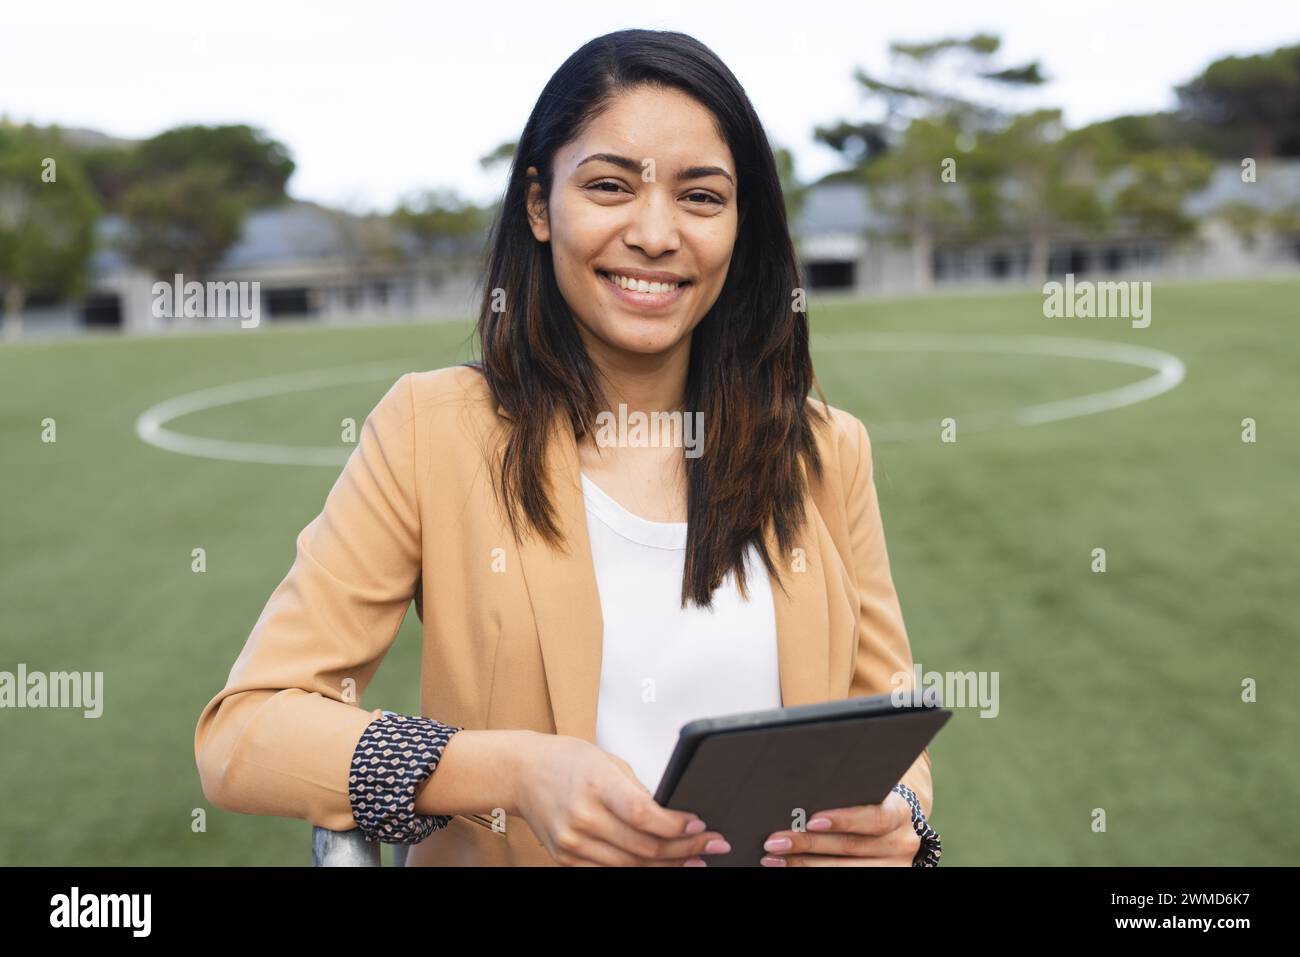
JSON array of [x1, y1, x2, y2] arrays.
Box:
[[479, 141, 517, 171], [834, 32, 1047, 150], [119, 164, 246, 279], [1110, 150, 1215, 241], [392, 187, 488, 249], [818, 33, 1048, 286], [773, 145, 810, 227], [131, 125, 294, 206], [78, 141, 138, 211], [860, 117, 967, 290], [1073, 112, 1195, 155], [1176, 44, 1300, 158], [117, 125, 295, 285], [981, 111, 1112, 280], [0, 126, 100, 341]]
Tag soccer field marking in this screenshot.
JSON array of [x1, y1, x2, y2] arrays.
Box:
[[134, 361, 411, 466], [134, 334, 1186, 466], [810, 332, 1186, 440]]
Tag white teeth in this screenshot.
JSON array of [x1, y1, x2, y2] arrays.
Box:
[[602, 271, 680, 293]]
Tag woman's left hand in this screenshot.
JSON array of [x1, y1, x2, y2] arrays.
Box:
[[760, 790, 918, 866]]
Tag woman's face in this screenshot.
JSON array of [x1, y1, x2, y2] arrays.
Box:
[[526, 84, 738, 363]]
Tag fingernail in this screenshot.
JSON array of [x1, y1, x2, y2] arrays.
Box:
[[704, 838, 731, 854], [763, 837, 792, 852], [760, 855, 786, 867], [684, 857, 707, 867], [807, 817, 832, 831], [684, 819, 706, 835]]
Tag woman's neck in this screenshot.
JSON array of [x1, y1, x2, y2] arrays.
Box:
[[583, 334, 692, 418]]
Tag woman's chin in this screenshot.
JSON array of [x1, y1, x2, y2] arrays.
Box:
[[595, 320, 690, 357]]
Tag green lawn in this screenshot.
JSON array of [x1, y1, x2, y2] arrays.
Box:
[[1, 277, 1296, 865]]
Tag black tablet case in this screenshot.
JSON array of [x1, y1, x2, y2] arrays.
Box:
[[654, 695, 951, 866]]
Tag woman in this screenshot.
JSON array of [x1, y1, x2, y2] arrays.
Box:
[[194, 28, 940, 867]]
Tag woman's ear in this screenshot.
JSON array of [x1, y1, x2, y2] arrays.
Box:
[[525, 166, 550, 243]]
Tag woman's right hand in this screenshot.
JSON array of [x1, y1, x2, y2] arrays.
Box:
[[512, 732, 731, 866]]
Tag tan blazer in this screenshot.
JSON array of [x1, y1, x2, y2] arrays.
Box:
[[194, 363, 934, 866]]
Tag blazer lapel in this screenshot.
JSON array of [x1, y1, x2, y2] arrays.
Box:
[[506, 403, 834, 745], [512, 406, 606, 744], [762, 472, 833, 710]]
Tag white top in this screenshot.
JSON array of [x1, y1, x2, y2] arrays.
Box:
[[581, 472, 781, 794]]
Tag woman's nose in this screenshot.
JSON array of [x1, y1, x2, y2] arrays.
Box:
[[621, 192, 681, 256]]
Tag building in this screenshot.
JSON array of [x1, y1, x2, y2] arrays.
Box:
[[792, 160, 1300, 295], [15, 201, 485, 337]]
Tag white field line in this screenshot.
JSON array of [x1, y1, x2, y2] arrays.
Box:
[[134, 335, 1186, 466], [810, 333, 1186, 440], [134, 362, 411, 466]]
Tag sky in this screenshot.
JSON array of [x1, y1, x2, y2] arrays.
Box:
[[3, 0, 1297, 212]]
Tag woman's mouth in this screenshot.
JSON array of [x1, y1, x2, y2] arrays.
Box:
[[596, 269, 691, 310]]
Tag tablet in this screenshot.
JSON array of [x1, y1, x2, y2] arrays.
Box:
[[652, 690, 951, 866]]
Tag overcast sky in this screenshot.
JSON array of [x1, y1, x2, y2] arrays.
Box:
[[3, 0, 1297, 212]]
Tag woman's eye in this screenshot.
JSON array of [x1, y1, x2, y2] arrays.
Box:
[[587, 182, 721, 206]]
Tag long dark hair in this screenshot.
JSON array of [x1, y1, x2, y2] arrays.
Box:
[[469, 28, 829, 609]]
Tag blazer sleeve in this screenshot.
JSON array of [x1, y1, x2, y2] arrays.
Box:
[[194, 372, 424, 832], [842, 413, 936, 822]]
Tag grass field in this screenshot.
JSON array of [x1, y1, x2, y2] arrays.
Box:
[[2, 277, 1296, 866]]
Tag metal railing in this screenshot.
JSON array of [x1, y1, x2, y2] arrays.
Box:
[[312, 825, 410, 867], [311, 709, 412, 867]]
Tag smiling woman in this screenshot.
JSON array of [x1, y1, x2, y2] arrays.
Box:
[[195, 28, 940, 868]]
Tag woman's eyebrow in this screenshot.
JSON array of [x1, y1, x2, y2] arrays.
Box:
[[575, 152, 734, 185]]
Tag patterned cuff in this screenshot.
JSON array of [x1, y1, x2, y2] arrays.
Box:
[[348, 712, 463, 845], [892, 782, 941, 867]]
